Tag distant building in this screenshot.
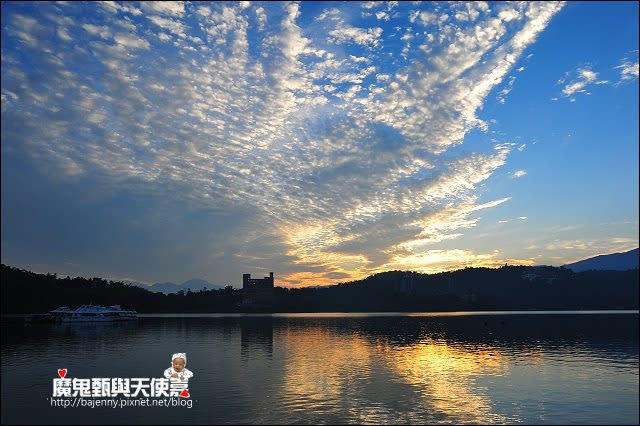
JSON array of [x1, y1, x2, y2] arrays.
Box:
[[521, 267, 560, 284], [242, 272, 275, 307]]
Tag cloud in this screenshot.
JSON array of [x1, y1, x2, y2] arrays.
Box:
[[1, 2, 565, 286], [512, 170, 526, 178], [82, 23, 112, 39], [318, 8, 383, 47], [497, 76, 516, 104], [255, 6, 267, 30], [373, 248, 534, 275], [140, 1, 185, 17], [618, 62, 639, 80], [375, 11, 390, 21], [361, 2, 380, 10], [8, 14, 45, 48], [410, 10, 437, 26], [616, 52, 639, 82], [113, 33, 150, 50], [560, 66, 608, 99], [546, 238, 633, 253], [147, 15, 186, 38], [99, 1, 141, 16], [57, 27, 72, 41], [328, 24, 383, 47]]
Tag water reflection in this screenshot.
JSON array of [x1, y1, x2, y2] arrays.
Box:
[[382, 339, 513, 423], [230, 314, 637, 424], [267, 321, 515, 423], [240, 317, 273, 358], [278, 325, 378, 421], [1, 313, 637, 424]]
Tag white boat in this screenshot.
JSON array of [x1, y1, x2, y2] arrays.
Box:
[[47, 304, 138, 322]]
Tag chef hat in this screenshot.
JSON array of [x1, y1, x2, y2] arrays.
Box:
[[172, 352, 187, 364]]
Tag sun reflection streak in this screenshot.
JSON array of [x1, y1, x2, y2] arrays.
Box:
[[276, 324, 522, 423], [379, 338, 516, 423]]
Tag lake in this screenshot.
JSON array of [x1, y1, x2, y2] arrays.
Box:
[[1, 312, 638, 424]]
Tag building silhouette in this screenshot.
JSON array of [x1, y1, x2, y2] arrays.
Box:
[[242, 272, 275, 308]]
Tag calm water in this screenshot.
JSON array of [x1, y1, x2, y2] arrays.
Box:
[[1, 312, 638, 424]]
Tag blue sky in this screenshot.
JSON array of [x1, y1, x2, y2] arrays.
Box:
[[1, 1, 638, 287]]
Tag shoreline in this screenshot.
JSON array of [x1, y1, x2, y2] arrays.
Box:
[[2, 309, 638, 319]]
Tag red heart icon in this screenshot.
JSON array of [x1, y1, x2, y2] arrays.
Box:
[[58, 369, 67, 378], [180, 389, 190, 398]]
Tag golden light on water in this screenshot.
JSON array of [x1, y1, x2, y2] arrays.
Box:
[[279, 327, 373, 402], [275, 324, 522, 423], [380, 338, 513, 423]]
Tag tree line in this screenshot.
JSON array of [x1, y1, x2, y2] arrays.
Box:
[[1, 264, 637, 313]]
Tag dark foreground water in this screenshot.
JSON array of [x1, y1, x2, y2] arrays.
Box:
[[1, 312, 638, 424]]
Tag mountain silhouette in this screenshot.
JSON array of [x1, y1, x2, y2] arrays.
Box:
[[146, 279, 225, 294], [563, 248, 639, 272], [2, 263, 637, 314]]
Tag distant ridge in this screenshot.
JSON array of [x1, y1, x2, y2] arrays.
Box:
[[145, 279, 225, 294], [2, 263, 638, 313], [563, 248, 639, 272]]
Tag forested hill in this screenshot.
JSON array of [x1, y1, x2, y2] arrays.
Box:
[[1, 264, 638, 314], [563, 248, 639, 272]]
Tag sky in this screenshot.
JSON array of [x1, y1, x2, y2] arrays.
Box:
[[1, 1, 638, 288]]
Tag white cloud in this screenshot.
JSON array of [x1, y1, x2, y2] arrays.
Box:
[[318, 8, 383, 47], [410, 10, 437, 26], [560, 66, 608, 98], [1, 2, 566, 286], [328, 23, 383, 47], [147, 15, 186, 38], [616, 54, 639, 81], [114, 33, 151, 50], [328, 66, 376, 84], [82, 24, 113, 39], [57, 27, 72, 41], [361, 1, 379, 9], [99, 1, 142, 15], [9, 14, 44, 48], [497, 76, 516, 104], [512, 170, 526, 178], [454, 2, 483, 22], [349, 55, 371, 64], [196, 6, 211, 17], [255, 6, 267, 31], [375, 11, 390, 21], [498, 8, 521, 22], [141, 1, 185, 17], [619, 62, 639, 80], [316, 8, 340, 22]]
